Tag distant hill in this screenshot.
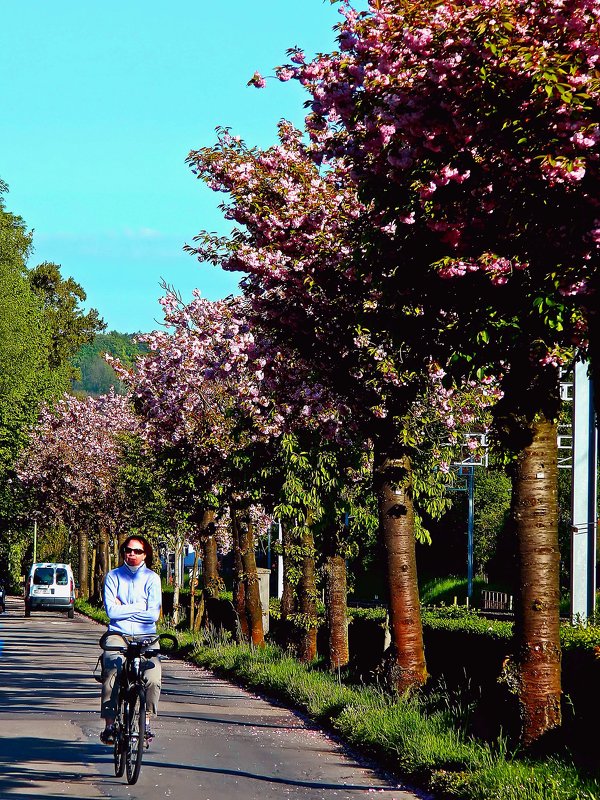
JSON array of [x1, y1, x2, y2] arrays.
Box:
[[71, 331, 148, 397]]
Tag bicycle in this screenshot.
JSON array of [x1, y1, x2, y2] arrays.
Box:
[[98, 631, 176, 784]]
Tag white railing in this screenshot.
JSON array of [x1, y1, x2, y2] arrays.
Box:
[[481, 590, 513, 612]]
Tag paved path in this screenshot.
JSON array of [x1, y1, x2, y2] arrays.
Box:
[[0, 596, 427, 800]]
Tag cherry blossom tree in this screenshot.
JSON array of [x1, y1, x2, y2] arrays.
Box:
[[266, 0, 599, 743], [109, 292, 278, 643], [186, 123, 499, 688], [17, 391, 137, 599]]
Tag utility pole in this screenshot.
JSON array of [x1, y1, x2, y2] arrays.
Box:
[[277, 521, 283, 599], [570, 361, 598, 623]]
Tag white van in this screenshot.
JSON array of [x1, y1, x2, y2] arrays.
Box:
[[24, 562, 75, 618]]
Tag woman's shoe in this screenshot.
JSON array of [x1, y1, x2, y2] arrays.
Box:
[[100, 725, 115, 745]]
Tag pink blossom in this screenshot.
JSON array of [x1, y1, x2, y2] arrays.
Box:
[[248, 71, 266, 89], [276, 67, 295, 82]]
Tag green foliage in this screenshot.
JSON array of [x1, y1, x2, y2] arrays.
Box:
[[557, 465, 574, 590], [0, 530, 29, 591], [335, 693, 484, 776], [0, 192, 53, 535], [72, 331, 148, 396], [0, 184, 104, 550], [420, 575, 489, 607], [347, 605, 387, 623], [114, 433, 170, 541], [75, 598, 109, 625], [0, 251, 51, 473], [560, 622, 600, 652], [29, 261, 104, 382], [35, 522, 72, 563], [412, 453, 455, 543], [274, 432, 377, 580], [421, 605, 600, 654], [473, 466, 512, 576], [422, 605, 513, 640]]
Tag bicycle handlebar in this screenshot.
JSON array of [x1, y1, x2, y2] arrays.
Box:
[[99, 631, 177, 654], [143, 632, 178, 657]]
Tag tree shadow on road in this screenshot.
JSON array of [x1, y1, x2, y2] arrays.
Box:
[[0, 734, 113, 799], [142, 758, 409, 794]]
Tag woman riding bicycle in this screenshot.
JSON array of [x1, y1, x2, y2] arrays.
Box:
[[100, 535, 162, 745]]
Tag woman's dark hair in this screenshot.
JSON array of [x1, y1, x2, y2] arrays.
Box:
[[119, 535, 154, 569]]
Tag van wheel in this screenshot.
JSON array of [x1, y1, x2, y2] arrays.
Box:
[[68, 608, 74, 619]]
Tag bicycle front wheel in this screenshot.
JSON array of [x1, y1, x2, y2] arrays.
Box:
[[113, 717, 125, 778], [125, 685, 146, 785]]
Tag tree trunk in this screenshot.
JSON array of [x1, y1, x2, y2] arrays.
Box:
[[77, 528, 90, 601], [90, 546, 97, 603], [322, 517, 349, 670], [297, 519, 318, 663], [512, 415, 562, 746], [324, 553, 349, 670], [239, 511, 265, 647], [92, 524, 110, 605], [100, 526, 110, 582], [172, 536, 184, 626], [194, 591, 205, 631], [231, 509, 250, 641], [189, 549, 200, 630], [200, 510, 220, 598], [112, 531, 119, 571], [374, 443, 427, 693]]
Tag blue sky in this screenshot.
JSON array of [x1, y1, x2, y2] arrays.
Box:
[[0, 1, 346, 333]]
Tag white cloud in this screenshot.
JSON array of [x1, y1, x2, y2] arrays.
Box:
[[33, 228, 186, 260]]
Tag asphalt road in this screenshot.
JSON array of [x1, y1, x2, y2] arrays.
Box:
[[0, 595, 426, 800]]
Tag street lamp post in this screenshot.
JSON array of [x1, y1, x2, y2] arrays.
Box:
[[450, 465, 475, 601], [466, 466, 474, 601], [448, 435, 488, 602]]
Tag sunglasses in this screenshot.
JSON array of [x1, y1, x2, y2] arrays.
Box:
[[124, 547, 145, 555]]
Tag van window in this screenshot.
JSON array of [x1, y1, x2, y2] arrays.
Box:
[[33, 567, 55, 586], [56, 568, 69, 586]]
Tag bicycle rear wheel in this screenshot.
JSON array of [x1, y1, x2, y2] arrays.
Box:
[[125, 685, 146, 785]]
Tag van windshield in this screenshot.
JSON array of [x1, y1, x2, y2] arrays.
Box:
[[33, 567, 54, 586]]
